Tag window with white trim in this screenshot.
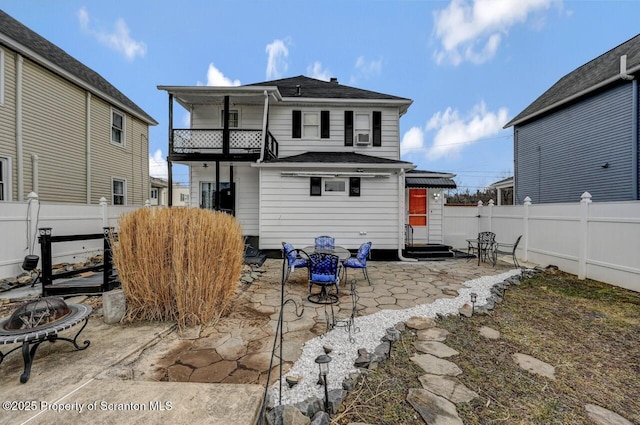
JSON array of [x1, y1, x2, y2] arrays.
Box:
[[0, 156, 10, 201], [180, 193, 189, 202], [324, 179, 346, 194], [303, 112, 319, 138], [112, 178, 126, 205], [220, 109, 239, 128], [354, 113, 371, 145], [111, 109, 125, 146]]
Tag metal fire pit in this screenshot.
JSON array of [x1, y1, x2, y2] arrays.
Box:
[[0, 297, 91, 383]]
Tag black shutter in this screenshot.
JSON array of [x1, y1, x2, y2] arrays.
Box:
[[292, 110, 301, 138], [321, 110, 330, 138], [344, 111, 353, 146], [310, 177, 322, 196], [373, 111, 382, 146], [349, 177, 361, 197]]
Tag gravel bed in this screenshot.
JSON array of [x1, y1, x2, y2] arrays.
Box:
[[269, 268, 521, 406]]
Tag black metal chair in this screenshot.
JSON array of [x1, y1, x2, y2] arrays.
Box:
[[307, 252, 340, 305], [467, 231, 496, 265], [492, 235, 522, 268]]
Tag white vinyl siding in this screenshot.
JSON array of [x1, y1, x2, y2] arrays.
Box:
[[191, 163, 259, 235], [259, 168, 400, 250], [268, 106, 400, 160], [0, 48, 5, 106], [192, 105, 262, 129]]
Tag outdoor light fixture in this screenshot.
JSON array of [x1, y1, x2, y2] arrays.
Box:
[[433, 192, 441, 200], [386, 327, 401, 357], [315, 354, 332, 413], [470, 292, 477, 314]]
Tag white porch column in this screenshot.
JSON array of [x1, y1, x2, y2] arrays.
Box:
[[578, 191, 592, 279]]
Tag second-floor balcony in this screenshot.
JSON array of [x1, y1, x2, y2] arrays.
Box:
[[170, 128, 279, 162]]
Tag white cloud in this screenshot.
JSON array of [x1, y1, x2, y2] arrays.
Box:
[[77, 7, 146, 61], [433, 0, 555, 65], [350, 56, 383, 85], [198, 63, 241, 86], [307, 62, 331, 81], [400, 127, 426, 154], [425, 102, 509, 159], [149, 149, 168, 179], [266, 39, 289, 80]]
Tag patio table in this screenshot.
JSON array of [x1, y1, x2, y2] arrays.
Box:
[[466, 238, 496, 266], [302, 246, 351, 261]]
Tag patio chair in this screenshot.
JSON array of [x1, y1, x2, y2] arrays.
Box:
[[342, 241, 372, 286], [314, 236, 335, 250], [281, 242, 308, 284], [467, 231, 496, 265], [492, 235, 522, 268], [307, 252, 341, 304]]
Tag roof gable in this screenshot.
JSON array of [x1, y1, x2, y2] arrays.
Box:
[[0, 10, 157, 125], [261, 151, 413, 166], [505, 33, 640, 128]]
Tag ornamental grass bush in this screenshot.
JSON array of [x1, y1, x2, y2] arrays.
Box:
[[111, 207, 244, 329]]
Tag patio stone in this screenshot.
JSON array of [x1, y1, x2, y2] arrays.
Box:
[[406, 316, 436, 330], [177, 349, 221, 368], [407, 388, 463, 425], [239, 352, 273, 371], [377, 304, 403, 310], [413, 341, 459, 358], [167, 364, 193, 382], [222, 368, 260, 384], [418, 374, 479, 403], [410, 354, 463, 376], [417, 328, 450, 342], [584, 403, 633, 425], [216, 337, 248, 361], [375, 296, 397, 305], [512, 353, 555, 379], [190, 360, 237, 383], [479, 326, 500, 339]]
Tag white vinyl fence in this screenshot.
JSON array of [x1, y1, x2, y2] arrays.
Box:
[[0, 193, 141, 279], [444, 192, 640, 292]]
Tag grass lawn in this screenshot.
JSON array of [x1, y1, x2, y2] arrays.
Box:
[[333, 269, 640, 424]]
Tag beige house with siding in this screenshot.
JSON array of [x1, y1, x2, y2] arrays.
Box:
[[0, 10, 157, 205]]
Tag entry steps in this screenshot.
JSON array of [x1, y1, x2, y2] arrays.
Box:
[[402, 244, 454, 260]]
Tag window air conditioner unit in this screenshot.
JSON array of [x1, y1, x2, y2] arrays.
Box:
[[355, 133, 371, 146]]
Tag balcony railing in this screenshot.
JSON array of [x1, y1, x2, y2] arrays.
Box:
[[171, 129, 278, 160]]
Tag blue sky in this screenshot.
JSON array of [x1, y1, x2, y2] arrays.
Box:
[[2, 0, 639, 191]]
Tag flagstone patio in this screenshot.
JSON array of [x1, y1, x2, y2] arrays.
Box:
[[152, 258, 515, 386]]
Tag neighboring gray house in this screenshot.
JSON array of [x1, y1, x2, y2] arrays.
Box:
[[504, 34, 640, 204]]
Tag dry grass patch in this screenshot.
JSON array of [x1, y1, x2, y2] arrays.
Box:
[[111, 208, 244, 329], [333, 270, 640, 425]]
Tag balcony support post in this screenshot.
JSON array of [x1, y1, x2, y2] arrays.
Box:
[[168, 93, 174, 207], [223, 96, 230, 156], [215, 160, 220, 211]]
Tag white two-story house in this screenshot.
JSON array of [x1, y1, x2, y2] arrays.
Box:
[[158, 76, 455, 256]]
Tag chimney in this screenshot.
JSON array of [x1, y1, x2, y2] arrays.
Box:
[[330, 77, 338, 84]]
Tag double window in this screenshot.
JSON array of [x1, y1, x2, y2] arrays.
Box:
[[150, 188, 159, 199], [112, 178, 126, 205], [111, 109, 125, 146]]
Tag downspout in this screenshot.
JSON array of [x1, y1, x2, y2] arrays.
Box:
[[86, 92, 91, 204], [632, 79, 638, 200], [16, 54, 23, 201], [31, 154, 38, 193], [258, 90, 269, 163], [398, 168, 417, 262]]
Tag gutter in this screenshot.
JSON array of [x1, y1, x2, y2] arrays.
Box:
[[398, 168, 417, 262]]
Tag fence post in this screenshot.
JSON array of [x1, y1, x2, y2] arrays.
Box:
[[488, 199, 494, 232], [578, 192, 592, 280], [477, 200, 483, 233], [26, 192, 39, 255], [99, 197, 108, 229], [523, 196, 531, 262]]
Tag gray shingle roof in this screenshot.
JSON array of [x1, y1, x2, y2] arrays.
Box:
[[405, 177, 457, 189], [246, 75, 411, 101], [0, 10, 157, 125], [263, 151, 413, 166], [505, 33, 640, 128]]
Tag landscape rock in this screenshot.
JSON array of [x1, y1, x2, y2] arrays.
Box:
[[410, 354, 462, 376], [413, 341, 459, 358], [294, 396, 323, 418], [584, 404, 633, 425], [406, 316, 435, 330], [512, 353, 555, 379], [458, 303, 473, 317], [327, 388, 346, 414], [479, 326, 500, 339], [309, 411, 330, 425], [418, 374, 479, 403], [417, 328, 449, 342], [407, 388, 463, 425]]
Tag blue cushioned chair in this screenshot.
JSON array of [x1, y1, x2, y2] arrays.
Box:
[[307, 252, 340, 304], [281, 242, 308, 284], [314, 236, 335, 250], [342, 241, 372, 286]]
